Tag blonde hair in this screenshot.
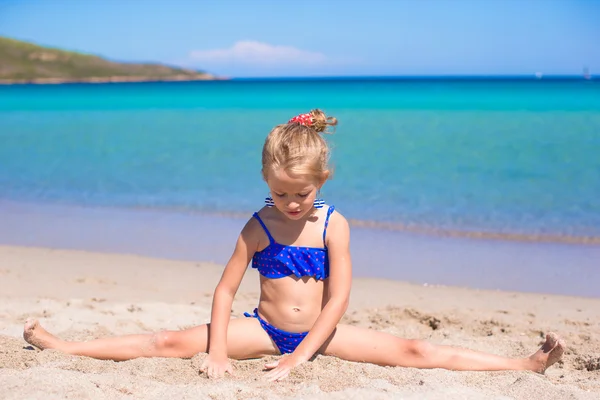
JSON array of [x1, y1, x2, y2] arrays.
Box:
[[261, 109, 337, 182]]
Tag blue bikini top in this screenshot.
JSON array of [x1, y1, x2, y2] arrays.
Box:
[[251, 205, 335, 280]]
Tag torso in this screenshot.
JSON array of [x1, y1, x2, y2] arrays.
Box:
[[251, 206, 334, 333], [259, 275, 328, 333]]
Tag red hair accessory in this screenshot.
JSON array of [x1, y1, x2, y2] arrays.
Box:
[[288, 112, 313, 126]]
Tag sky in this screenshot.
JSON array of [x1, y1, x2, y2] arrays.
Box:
[[0, 0, 599, 78]]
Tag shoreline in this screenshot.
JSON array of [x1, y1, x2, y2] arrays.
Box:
[[0, 245, 599, 399], [2, 244, 599, 302], [0, 74, 227, 85], [2, 198, 599, 247], [2, 199, 599, 298], [346, 217, 600, 246]]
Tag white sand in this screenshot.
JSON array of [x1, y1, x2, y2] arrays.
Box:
[[1, 245, 598, 399]]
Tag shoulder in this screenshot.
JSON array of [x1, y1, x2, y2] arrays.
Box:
[[324, 206, 350, 243], [241, 212, 263, 237], [325, 206, 348, 227], [240, 209, 273, 252], [238, 213, 264, 247]]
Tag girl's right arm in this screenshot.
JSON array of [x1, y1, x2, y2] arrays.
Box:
[[201, 219, 260, 378]]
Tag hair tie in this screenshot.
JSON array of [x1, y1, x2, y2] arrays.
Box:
[[288, 113, 313, 126]]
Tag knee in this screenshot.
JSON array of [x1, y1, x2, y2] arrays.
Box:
[[151, 331, 177, 350], [405, 339, 434, 359]]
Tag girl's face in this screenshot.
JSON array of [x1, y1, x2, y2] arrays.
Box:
[[266, 168, 322, 220]]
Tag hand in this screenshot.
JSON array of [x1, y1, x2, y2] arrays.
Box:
[[263, 354, 304, 381], [199, 353, 234, 379]]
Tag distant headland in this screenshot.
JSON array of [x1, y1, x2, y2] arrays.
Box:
[[0, 36, 222, 84]]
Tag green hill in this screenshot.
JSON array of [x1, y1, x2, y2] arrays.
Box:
[[0, 36, 217, 84]]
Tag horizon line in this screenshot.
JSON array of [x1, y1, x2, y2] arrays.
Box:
[[227, 74, 597, 81]]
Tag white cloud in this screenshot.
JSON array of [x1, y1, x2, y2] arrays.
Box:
[[188, 41, 326, 66]]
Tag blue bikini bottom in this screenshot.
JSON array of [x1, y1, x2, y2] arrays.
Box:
[[244, 308, 308, 354]]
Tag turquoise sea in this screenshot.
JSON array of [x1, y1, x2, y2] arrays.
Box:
[[1, 78, 599, 240], [1, 78, 600, 297]]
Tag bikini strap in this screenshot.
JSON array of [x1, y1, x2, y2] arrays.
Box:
[[253, 212, 275, 245], [322, 205, 336, 246]]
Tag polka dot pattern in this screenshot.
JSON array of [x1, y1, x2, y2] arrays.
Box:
[[288, 112, 313, 126], [251, 206, 335, 281], [244, 308, 308, 354]]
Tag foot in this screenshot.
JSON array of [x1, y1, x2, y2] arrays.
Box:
[[527, 332, 565, 373], [23, 319, 61, 350]]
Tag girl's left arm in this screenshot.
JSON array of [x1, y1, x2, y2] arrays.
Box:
[[264, 211, 352, 380]]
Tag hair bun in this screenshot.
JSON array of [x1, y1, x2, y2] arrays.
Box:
[[288, 109, 337, 134], [309, 109, 337, 134]]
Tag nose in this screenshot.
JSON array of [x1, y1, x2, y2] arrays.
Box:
[[287, 200, 300, 209]]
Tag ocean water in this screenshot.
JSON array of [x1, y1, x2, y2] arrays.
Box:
[[1, 78, 600, 242]]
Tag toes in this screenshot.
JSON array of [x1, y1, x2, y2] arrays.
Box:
[[552, 338, 566, 358], [543, 332, 559, 352], [24, 318, 39, 331], [546, 332, 558, 345], [23, 319, 37, 338], [23, 319, 42, 345]]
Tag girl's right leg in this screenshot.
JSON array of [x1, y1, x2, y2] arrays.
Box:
[[23, 318, 278, 361]]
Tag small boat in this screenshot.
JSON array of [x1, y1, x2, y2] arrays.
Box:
[[583, 67, 591, 80]]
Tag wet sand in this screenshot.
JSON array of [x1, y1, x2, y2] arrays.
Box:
[[2, 200, 600, 297]]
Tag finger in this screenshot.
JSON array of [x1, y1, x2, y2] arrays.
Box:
[[265, 372, 278, 381], [264, 366, 284, 380], [226, 365, 235, 375], [267, 369, 288, 382], [264, 361, 279, 370], [209, 367, 220, 379], [263, 368, 278, 379], [276, 371, 289, 381]]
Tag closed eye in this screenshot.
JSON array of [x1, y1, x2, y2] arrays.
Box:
[[273, 192, 286, 198], [297, 193, 309, 198]]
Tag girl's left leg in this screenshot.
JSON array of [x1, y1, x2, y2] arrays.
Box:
[[319, 324, 564, 373]]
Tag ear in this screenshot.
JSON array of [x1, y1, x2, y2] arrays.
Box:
[[318, 170, 330, 188]]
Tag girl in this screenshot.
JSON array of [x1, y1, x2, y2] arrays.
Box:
[[23, 110, 565, 381]]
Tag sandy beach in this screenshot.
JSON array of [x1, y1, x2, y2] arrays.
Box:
[[1, 245, 598, 399]]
